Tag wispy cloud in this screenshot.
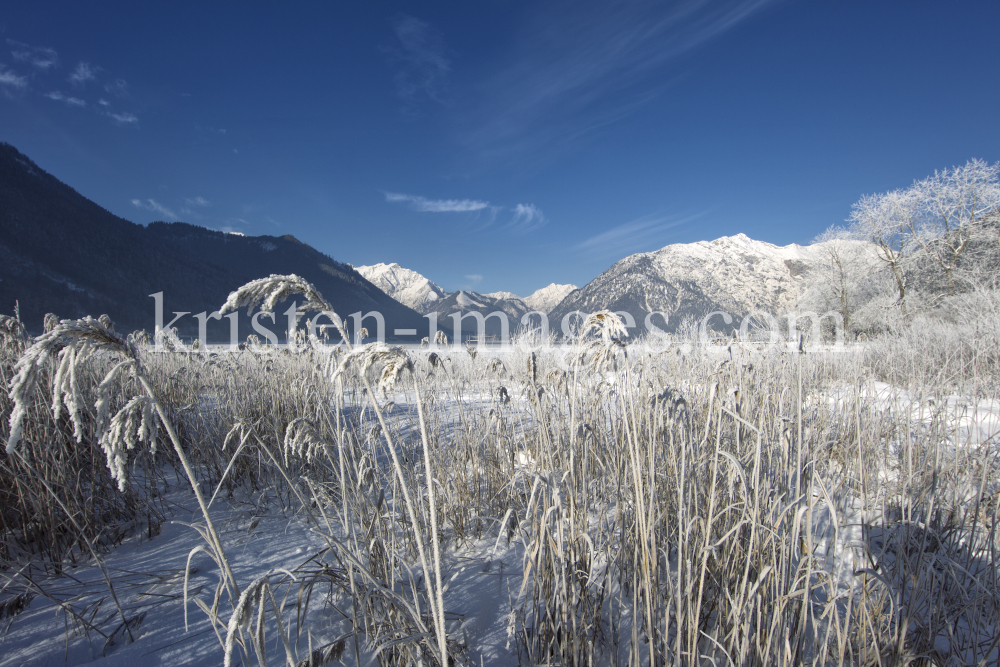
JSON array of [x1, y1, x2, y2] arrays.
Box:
[[574, 212, 704, 258], [179, 196, 211, 217], [386, 192, 490, 213], [386, 15, 450, 107], [2, 41, 138, 125], [465, 274, 483, 284], [109, 111, 138, 124], [8, 40, 58, 69], [68, 61, 97, 86], [506, 203, 546, 234], [104, 78, 128, 98], [44, 91, 86, 106], [466, 0, 775, 156], [131, 198, 177, 220], [0, 66, 27, 89], [385, 192, 547, 234]]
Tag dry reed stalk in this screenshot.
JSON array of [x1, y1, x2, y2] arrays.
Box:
[[3, 293, 999, 665]]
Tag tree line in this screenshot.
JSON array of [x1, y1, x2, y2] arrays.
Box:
[[806, 158, 1000, 337]]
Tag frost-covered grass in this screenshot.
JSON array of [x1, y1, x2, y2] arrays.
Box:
[[2, 300, 999, 666]]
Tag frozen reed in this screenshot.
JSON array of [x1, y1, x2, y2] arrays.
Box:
[[1, 282, 998, 666]]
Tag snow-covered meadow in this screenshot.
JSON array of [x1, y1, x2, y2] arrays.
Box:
[[2, 293, 999, 666]]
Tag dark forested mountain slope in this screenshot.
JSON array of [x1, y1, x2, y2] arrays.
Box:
[[0, 142, 425, 340]]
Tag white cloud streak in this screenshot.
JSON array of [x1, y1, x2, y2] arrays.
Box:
[[0, 66, 27, 89], [386, 193, 547, 234], [467, 0, 776, 155], [131, 198, 177, 220], [109, 111, 138, 124], [386, 192, 490, 213], [69, 61, 96, 86], [8, 40, 58, 69], [2, 44, 138, 125], [506, 203, 546, 234], [185, 196, 210, 207], [574, 212, 704, 258], [45, 91, 86, 106]]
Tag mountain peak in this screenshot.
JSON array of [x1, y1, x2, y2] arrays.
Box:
[[549, 232, 828, 333], [525, 283, 578, 313], [484, 290, 522, 301], [356, 262, 446, 312]]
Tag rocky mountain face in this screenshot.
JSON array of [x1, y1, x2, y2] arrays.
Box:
[[357, 231, 836, 341], [354, 265, 545, 338], [549, 233, 829, 336], [0, 143, 426, 340], [429, 290, 529, 320], [355, 262, 447, 314], [400, 290, 529, 340], [357, 264, 579, 319]]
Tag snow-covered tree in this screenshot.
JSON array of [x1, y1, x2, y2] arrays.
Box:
[[811, 225, 870, 333], [908, 159, 1000, 294], [847, 159, 1000, 320], [848, 187, 919, 319]]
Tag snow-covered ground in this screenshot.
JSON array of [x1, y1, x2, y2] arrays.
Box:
[[856, 381, 1000, 449], [0, 481, 530, 667], [4, 340, 999, 666], [2, 484, 326, 667]]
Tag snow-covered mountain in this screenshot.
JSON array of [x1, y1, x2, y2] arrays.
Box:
[[428, 290, 531, 322], [549, 233, 830, 334], [357, 257, 583, 323], [483, 291, 522, 302], [524, 283, 578, 313], [355, 262, 447, 313], [361, 231, 841, 339], [352, 263, 532, 335]]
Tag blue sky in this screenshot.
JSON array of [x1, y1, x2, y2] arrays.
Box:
[[2, 1, 999, 296]]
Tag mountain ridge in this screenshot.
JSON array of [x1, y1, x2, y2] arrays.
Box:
[[357, 264, 579, 317], [1, 141, 855, 343], [355, 262, 447, 313], [549, 233, 832, 335], [524, 283, 578, 313], [0, 142, 427, 339]]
